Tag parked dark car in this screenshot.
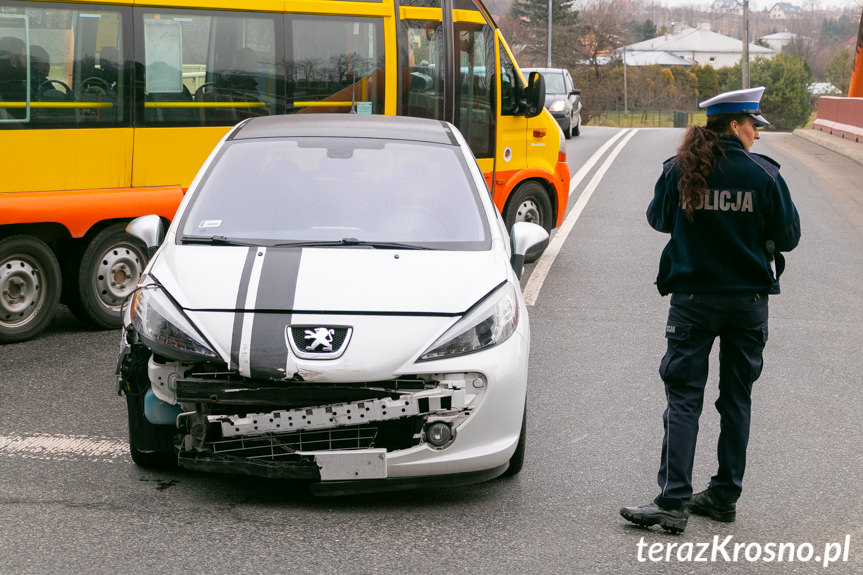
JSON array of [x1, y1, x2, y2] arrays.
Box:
[[521, 67, 581, 138]]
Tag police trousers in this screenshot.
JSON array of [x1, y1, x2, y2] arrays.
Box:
[[655, 292, 768, 509]]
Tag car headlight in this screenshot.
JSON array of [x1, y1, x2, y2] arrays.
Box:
[[130, 283, 220, 362], [549, 99, 566, 112], [418, 282, 519, 361]]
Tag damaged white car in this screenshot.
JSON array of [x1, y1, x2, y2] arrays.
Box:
[[117, 114, 548, 494]]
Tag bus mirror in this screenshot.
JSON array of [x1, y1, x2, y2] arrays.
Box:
[[524, 71, 545, 119], [127, 215, 164, 258]]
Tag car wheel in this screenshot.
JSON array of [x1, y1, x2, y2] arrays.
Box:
[[121, 344, 178, 469], [564, 114, 573, 139], [573, 114, 581, 137], [67, 223, 148, 329], [502, 405, 526, 477], [0, 235, 62, 344]]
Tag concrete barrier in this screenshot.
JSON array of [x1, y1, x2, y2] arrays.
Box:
[[813, 96, 863, 142]]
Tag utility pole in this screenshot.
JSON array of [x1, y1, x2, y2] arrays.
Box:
[[623, 47, 628, 114], [547, 0, 552, 67], [742, 0, 750, 88]]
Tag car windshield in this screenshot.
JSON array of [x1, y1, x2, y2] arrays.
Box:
[[542, 72, 566, 95], [179, 137, 491, 250]]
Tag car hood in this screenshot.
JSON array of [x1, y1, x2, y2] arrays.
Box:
[[150, 244, 508, 315]]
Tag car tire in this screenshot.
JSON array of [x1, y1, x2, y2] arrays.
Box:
[[565, 114, 573, 139], [121, 344, 178, 469], [0, 235, 62, 344], [66, 223, 148, 329], [502, 405, 526, 477], [573, 114, 581, 137]]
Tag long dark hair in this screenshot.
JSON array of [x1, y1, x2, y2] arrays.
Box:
[[676, 113, 748, 222]]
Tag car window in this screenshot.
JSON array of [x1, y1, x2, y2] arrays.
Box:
[[542, 71, 566, 95], [180, 137, 491, 250]]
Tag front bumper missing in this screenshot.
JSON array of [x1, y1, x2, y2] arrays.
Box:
[[175, 386, 473, 481], [209, 390, 463, 438]]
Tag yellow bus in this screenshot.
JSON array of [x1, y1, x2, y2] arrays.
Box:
[[0, 0, 570, 343]]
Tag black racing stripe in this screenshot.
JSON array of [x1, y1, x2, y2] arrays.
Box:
[[248, 313, 293, 381], [230, 247, 259, 371], [255, 248, 302, 310], [440, 121, 459, 145], [248, 248, 302, 379]]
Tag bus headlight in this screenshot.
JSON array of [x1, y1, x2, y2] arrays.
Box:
[[418, 282, 519, 361]]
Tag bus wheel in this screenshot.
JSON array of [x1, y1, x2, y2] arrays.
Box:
[[0, 236, 62, 344], [69, 223, 148, 329], [504, 182, 553, 263]]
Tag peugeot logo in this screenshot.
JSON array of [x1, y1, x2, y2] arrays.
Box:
[[286, 325, 352, 360], [304, 327, 334, 352]]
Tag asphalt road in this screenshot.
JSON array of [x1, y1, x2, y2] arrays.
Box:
[[1, 127, 861, 574]]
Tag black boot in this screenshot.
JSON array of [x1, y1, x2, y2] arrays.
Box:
[[620, 502, 688, 534], [688, 488, 736, 522]]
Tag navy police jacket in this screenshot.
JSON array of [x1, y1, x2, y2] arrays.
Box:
[[647, 134, 801, 295]]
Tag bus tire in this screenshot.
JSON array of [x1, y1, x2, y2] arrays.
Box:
[[68, 223, 148, 329], [0, 235, 62, 344], [504, 181, 553, 262]]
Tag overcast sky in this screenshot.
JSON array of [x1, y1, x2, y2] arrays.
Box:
[[654, 0, 861, 11]]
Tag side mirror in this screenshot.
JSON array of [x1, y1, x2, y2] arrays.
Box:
[[510, 221, 549, 279], [571, 88, 581, 96], [127, 215, 165, 258], [523, 71, 545, 118]]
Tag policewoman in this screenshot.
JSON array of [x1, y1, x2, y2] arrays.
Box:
[[620, 87, 801, 534]]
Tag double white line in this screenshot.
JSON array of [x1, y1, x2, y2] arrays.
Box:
[[523, 128, 640, 306]]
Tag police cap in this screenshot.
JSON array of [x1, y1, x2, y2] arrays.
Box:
[[699, 86, 770, 127]]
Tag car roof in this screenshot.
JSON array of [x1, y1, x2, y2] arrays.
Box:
[[230, 114, 459, 146]]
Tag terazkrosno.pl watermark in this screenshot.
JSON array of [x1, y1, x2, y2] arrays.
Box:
[[636, 535, 852, 567]]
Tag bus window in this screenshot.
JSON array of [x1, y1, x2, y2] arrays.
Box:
[[138, 9, 278, 126], [498, 41, 522, 116], [399, 18, 444, 120], [285, 14, 384, 115], [0, 5, 127, 127], [453, 21, 494, 159], [399, 0, 441, 7]]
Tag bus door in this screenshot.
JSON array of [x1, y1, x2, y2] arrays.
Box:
[[396, 3, 445, 122], [492, 33, 529, 208], [397, 2, 513, 196], [451, 5, 496, 184]]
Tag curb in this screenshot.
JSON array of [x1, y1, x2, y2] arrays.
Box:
[[792, 129, 863, 166]]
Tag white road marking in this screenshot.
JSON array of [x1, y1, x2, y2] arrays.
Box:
[[0, 433, 128, 463], [568, 128, 631, 198], [524, 128, 640, 306]]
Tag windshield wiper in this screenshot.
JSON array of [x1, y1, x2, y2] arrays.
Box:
[[272, 238, 431, 250], [179, 235, 260, 247]]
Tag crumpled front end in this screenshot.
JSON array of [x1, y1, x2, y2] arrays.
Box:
[[118, 301, 529, 493]]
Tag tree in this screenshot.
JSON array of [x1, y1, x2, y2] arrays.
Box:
[[825, 48, 852, 96], [578, 0, 629, 77], [719, 54, 813, 130], [507, 0, 579, 66], [755, 54, 813, 130], [692, 65, 719, 99], [628, 19, 657, 43]]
